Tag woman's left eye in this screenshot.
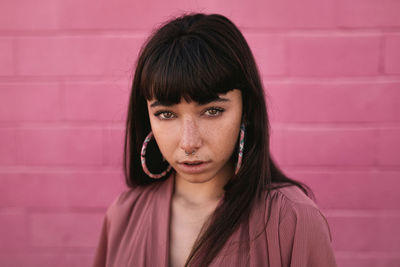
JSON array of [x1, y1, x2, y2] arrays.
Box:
[[204, 107, 224, 117]]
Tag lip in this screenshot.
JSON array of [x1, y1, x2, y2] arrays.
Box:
[[177, 161, 211, 174]]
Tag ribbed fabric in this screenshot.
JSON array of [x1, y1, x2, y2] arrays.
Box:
[[92, 173, 337, 267]]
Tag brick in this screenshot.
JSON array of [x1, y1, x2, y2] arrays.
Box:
[[337, 257, 400, 267], [269, 126, 286, 165], [0, 172, 125, 208], [0, 173, 68, 208], [384, 35, 400, 74], [5, 0, 336, 31], [0, 83, 61, 121], [65, 172, 125, 207], [0, 129, 17, 165], [103, 128, 125, 166], [244, 33, 286, 76], [16, 37, 143, 76], [284, 128, 376, 166], [57, 0, 194, 30], [0, 209, 28, 248], [0, 38, 14, 75], [287, 35, 380, 76], [211, 0, 335, 29], [0, 252, 96, 267], [328, 215, 400, 252], [0, 0, 59, 30], [336, 0, 400, 27], [17, 128, 103, 166], [267, 82, 400, 123], [291, 171, 400, 210], [30, 212, 104, 247], [377, 129, 400, 166], [64, 82, 129, 121]]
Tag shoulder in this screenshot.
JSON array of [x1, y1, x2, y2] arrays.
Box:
[[262, 184, 337, 265], [274, 184, 316, 207], [104, 180, 166, 226], [267, 184, 322, 216], [106, 186, 142, 217], [265, 184, 332, 241]]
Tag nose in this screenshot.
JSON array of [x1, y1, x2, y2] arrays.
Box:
[[179, 116, 202, 155]]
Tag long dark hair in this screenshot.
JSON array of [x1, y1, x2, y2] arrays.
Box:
[[123, 12, 313, 266]]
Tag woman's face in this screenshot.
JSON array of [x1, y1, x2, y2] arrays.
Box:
[[147, 89, 243, 184]]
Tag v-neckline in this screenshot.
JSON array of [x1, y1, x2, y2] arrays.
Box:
[[161, 172, 226, 267], [162, 172, 176, 267]]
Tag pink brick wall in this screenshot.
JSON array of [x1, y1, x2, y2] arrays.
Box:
[[0, 1, 399, 266]]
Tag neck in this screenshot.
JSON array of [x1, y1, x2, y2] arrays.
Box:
[[173, 162, 233, 208]]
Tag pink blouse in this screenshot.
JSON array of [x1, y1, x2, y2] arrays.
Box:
[[92, 173, 337, 266]]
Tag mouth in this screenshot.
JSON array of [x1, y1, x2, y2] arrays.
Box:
[[181, 161, 204, 166], [177, 160, 211, 174]]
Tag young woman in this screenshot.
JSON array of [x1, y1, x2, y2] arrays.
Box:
[[92, 13, 337, 267]]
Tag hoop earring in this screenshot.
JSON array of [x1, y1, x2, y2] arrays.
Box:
[[141, 131, 172, 179], [234, 123, 245, 175]]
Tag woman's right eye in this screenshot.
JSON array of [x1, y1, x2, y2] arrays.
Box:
[[154, 111, 175, 120]]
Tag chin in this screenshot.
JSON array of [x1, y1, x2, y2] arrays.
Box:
[[176, 171, 219, 184]]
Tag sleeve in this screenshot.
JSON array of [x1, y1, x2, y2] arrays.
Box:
[[91, 192, 124, 267], [278, 202, 337, 267], [92, 215, 109, 267]]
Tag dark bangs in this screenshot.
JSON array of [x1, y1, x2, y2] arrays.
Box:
[[140, 34, 243, 104]]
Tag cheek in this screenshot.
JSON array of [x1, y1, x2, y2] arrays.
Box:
[[206, 121, 241, 160], [150, 123, 178, 160]]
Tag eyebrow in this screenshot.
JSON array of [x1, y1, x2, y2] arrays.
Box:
[[149, 97, 230, 108]]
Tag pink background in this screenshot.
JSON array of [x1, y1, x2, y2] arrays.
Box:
[[1, 0, 400, 266]]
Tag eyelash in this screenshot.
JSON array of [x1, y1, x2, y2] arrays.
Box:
[[154, 107, 225, 120]]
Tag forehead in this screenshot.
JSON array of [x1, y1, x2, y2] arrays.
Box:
[[147, 90, 241, 108]]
